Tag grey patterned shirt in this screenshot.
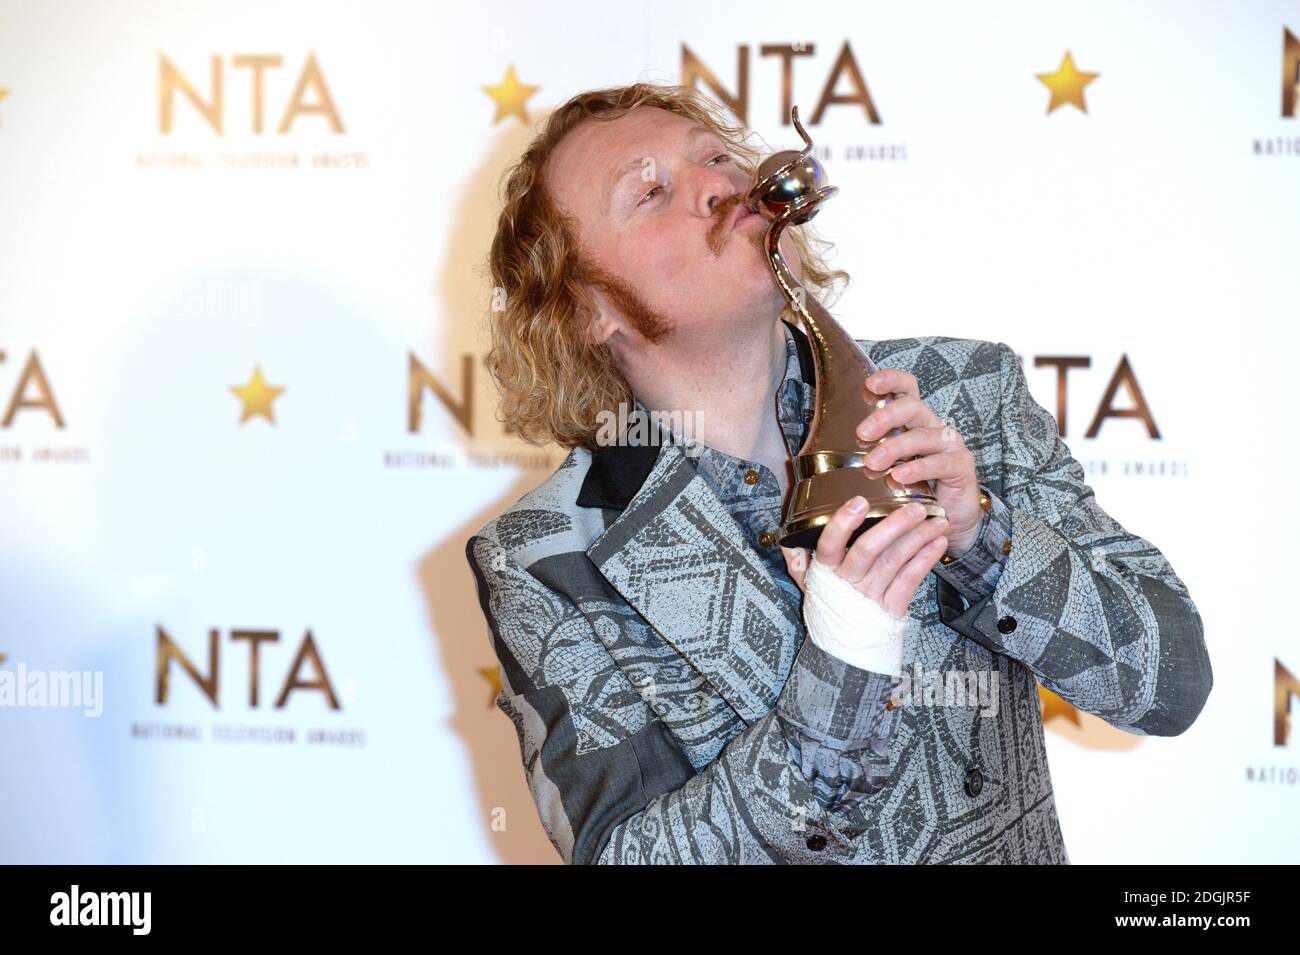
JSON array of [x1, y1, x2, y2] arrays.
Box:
[[635, 321, 1013, 817]]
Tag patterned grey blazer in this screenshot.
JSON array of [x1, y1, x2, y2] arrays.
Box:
[[465, 330, 1212, 864]]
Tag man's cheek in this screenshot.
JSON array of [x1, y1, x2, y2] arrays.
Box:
[[637, 230, 689, 270], [650, 246, 698, 282]]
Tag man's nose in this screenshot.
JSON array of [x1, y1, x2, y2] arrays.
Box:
[[692, 164, 740, 218]]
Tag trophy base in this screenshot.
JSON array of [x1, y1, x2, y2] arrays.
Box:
[[777, 464, 946, 550], [778, 507, 946, 551]]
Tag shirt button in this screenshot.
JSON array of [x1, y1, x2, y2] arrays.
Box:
[[1001, 539, 1012, 556], [758, 531, 776, 548], [885, 697, 898, 711], [804, 408, 815, 423], [997, 615, 1017, 634], [964, 766, 984, 798], [742, 469, 760, 485], [805, 834, 827, 851], [979, 492, 992, 512]]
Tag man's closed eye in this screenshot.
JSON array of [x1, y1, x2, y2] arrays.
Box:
[[637, 154, 733, 206]]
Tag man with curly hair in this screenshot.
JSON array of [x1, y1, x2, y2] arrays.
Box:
[[465, 81, 1212, 864]]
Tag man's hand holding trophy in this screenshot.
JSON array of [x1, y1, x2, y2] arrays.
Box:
[[749, 107, 986, 632]]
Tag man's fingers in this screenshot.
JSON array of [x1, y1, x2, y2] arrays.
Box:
[[834, 502, 927, 582], [862, 425, 960, 473], [814, 495, 871, 571], [853, 514, 947, 602], [856, 395, 943, 444], [865, 368, 920, 401], [880, 533, 949, 617], [889, 443, 975, 486]]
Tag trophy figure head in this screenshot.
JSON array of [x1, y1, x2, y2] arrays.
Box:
[[745, 106, 838, 227]]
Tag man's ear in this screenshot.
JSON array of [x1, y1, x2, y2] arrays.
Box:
[[585, 289, 622, 346], [591, 311, 618, 345]]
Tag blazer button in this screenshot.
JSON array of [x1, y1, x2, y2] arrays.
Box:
[[964, 766, 984, 798], [742, 469, 760, 485], [805, 834, 827, 852], [997, 615, 1017, 634]]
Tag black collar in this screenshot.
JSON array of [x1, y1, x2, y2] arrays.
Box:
[[576, 319, 813, 512]]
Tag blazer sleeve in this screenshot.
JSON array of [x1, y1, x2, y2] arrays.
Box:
[[466, 531, 899, 864], [933, 341, 1213, 737]]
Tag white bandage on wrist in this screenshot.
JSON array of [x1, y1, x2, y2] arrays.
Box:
[[802, 554, 908, 678]]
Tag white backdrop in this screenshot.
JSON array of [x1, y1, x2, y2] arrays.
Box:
[[0, 0, 1296, 863]]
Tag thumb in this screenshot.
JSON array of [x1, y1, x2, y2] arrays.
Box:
[[781, 545, 809, 590]]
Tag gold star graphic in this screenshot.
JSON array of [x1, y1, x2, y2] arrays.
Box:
[[482, 65, 539, 125], [1036, 50, 1099, 114], [1039, 684, 1082, 727], [230, 365, 285, 425], [478, 666, 503, 707]]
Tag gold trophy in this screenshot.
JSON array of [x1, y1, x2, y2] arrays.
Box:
[[747, 106, 945, 549]]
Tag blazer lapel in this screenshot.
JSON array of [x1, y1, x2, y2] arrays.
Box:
[[582, 441, 802, 727]]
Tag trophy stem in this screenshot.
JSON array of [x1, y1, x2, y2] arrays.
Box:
[[760, 198, 945, 549], [762, 202, 881, 459]]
